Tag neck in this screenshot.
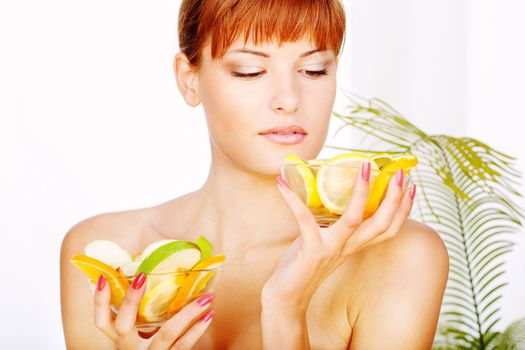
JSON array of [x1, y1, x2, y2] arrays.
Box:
[[192, 154, 299, 257]]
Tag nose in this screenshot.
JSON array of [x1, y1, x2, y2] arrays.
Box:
[[269, 73, 300, 115]]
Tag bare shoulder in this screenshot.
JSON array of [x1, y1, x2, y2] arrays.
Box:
[[61, 208, 150, 256], [352, 219, 449, 284], [60, 192, 195, 266], [59, 207, 155, 349], [384, 218, 449, 267], [348, 219, 450, 350]]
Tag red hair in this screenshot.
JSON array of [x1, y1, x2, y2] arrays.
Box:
[[178, 0, 346, 67]]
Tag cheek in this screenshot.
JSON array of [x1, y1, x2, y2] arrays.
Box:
[[199, 72, 262, 148], [302, 79, 337, 148]]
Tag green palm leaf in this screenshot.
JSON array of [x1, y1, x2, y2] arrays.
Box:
[[330, 95, 523, 349]]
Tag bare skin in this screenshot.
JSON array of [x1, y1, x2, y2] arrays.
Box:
[[61, 192, 448, 349], [61, 37, 449, 349]]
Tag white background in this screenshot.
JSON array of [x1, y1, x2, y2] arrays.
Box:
[[1, 0, 524, 348]]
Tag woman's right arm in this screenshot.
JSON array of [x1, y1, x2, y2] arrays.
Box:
[[60, 221, 215, 350]]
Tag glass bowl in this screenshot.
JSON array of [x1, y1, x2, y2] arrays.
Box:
[[280, 162, 412, 227], [90, 267, 222, 332]]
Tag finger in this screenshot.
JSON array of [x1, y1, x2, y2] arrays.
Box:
[[113, 273, 147, 346], [169, 309, 215, 350], [332, 162, 371, 238], [149, 293, 215, 350], [276, 176, 320, 246], [342, 169, 405, 255], [362, 183, 416, 249], [93, 274, 118, 340]]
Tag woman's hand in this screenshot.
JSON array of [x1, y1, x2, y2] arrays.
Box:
[[94, 273, 215, 350], [261, 162, 417, 312]]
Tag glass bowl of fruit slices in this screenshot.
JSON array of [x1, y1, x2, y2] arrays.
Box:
[[280, 153, 417, 227], [70, 236, 225, 331]]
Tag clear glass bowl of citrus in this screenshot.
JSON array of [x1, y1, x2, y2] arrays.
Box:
[[71, 237, 225, 331], [281, 153, 418, 227]]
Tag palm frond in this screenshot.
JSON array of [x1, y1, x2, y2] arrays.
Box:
[[330, 96, 523, 350]]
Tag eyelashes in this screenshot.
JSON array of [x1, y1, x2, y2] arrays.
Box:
[[304, 69, 329, 77], [231, 71, 263, 79], [230, 69, 329, 80]]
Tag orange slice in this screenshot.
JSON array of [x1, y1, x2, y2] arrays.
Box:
[[70, 254, 130, 307], [168, 255, 225, 314], [364, 154, 418, 218]]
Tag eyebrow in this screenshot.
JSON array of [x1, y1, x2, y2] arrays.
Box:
[[226, 48, 322, 58]]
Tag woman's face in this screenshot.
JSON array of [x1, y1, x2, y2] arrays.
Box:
[[196, 36, 338, 176]]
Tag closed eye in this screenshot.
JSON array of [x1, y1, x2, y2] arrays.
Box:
[[304, 69, 328, 78], [231, 71, 264, 79], [230, 69, 329, 80]]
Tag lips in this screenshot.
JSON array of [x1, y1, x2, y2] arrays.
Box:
[[258, 125, 307, 145], [258, 125, 307, 136]]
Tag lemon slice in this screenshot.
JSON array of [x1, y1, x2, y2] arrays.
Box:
[[316, 153, 378, 215], [364, 154, 418, 218], [372, 153, 393, 170], [307, 159, 325, 165], [281, 154, 323, 208], [139, 275, 186, 322]]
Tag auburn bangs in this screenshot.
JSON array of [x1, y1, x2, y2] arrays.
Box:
[[180, 0, 346, 66]]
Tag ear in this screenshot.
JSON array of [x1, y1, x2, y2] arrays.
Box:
[[173, 52, 200, 107]]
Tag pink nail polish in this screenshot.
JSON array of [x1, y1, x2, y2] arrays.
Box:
[[409, 184, 417, 200], [361, 162, 371, 182], [396, 169, 404, 188], [200, 309, 215, 323], [196, 293, 215, 307], [276, 175, 289, 190], [96, 274, 106, 292], [131, 272, 146, 290]]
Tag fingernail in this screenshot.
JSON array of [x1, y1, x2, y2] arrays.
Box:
[[409, 183, 417, 200], [200, 309, 215, 323], [196, 293, 215, 307], [276, 175, 289, 190], [396, 169, 404, 188], [361, 162, 371, 182], [131, 272, 146, 290], [96, 274, 106, 292]]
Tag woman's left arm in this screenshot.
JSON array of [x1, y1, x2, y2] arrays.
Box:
[[260, 164, 423, 349]]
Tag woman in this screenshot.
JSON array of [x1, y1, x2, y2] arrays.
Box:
[[60, 0, 449, 349]]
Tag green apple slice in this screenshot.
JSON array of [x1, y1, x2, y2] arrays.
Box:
[[84, 240, 132, 269], [141, 239, 178, 260], [136, 241, 201, 275], [195, 236, 213, 260]]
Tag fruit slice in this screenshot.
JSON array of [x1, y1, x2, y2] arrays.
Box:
[[316, 153, 379, 215], [168, 255, 225, 314], [307, 159, 325, 165], [120, 260, 141, 277], [136, 241, 201, 291], [84, 240, 132, 269], [195, 236, 213, 260], [281, 154, 323, 208], [137, 241, 201, 275], [141, 239, 178, 261], [136, 241, 201, 289], [138, 274, 187, 322], [372, 153, 393, 170], [70, 254, 129, 307], [364, 154, 418, 218]]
